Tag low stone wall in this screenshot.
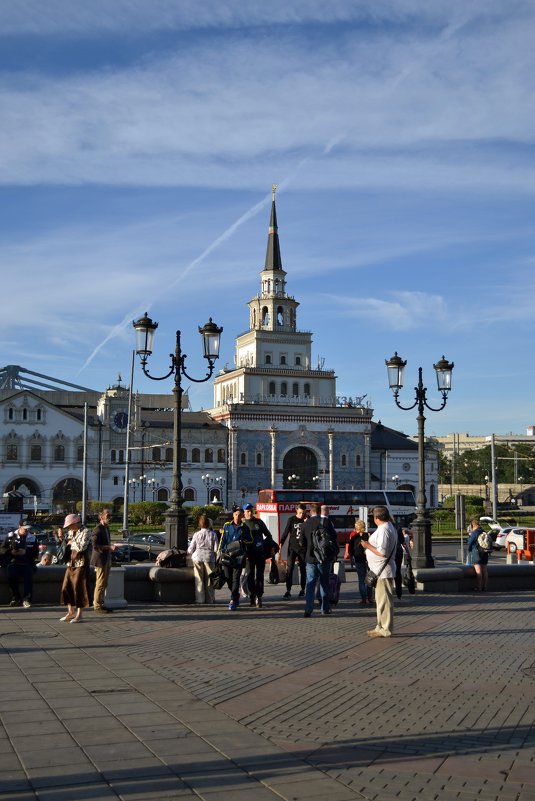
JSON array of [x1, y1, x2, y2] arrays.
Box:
[[416, 563, 535, 593], [0, 564, 195, 606]]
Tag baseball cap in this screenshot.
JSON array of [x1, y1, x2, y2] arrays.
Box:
[[242, 503, 253, 511]]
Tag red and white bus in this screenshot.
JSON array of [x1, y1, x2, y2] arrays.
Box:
[[256, 488, 416, 557]]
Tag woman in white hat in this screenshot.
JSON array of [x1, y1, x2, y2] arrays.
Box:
[[59, 514, 91, 623]]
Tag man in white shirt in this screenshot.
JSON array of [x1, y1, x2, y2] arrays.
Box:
[[360, 506, 397, 638]]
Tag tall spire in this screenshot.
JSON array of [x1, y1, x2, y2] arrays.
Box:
[[264, 184, 283, 272]]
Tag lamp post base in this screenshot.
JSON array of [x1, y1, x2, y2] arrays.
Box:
[[411, 517, 435, 570], [165, 507, 188, 551]]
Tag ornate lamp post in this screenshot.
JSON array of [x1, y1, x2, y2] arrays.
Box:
[[133, 313, 222, 549], [392, 474, 400, 488], [201, 473, 212, 504], [385, 353, 454, 569]]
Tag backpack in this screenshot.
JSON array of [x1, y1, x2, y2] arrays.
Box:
[[155, 548, 187, 568], [312, 524, 339, 563], [477, 531, 494, 552]]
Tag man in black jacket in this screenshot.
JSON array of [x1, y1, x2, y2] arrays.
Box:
[[280, 504, 307, 599], [299, 503, 338, 618], [242, 504, 275, 609], [2, 522, 38, 607]]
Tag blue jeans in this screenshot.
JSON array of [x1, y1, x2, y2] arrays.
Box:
[[355, 561, 373, 602], [305, 562, 332, 614]]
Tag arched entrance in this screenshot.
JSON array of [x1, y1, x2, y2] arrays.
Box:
[[52, 478, 83, 512], [283, 447, 318, 489]]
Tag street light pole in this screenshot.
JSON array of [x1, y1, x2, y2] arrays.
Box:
[[201, 473, 211, 505], [385, 353, 454, 569], [133, 313, 222, 550]]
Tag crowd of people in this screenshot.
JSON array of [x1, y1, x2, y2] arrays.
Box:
[[187, 502, 415, 635], [1, 508, 116, 617], [6, 502, 496, 631]]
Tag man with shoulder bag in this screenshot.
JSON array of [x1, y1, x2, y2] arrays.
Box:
[[360, 506, 397, 638], [218, 508, 253, 611]]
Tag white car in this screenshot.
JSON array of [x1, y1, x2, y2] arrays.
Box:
[[494, 527, 518, 549], [479, 517, 513, 550]]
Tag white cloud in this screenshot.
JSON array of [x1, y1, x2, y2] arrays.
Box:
[[0, 7, 534, 190], [325, 290, 450, 331]]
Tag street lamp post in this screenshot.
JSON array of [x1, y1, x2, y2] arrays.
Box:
[[385, 353, 454, 569], [392, 474, 400, 488], [201, 473, 212, 505], [133, 312, 223, 550]]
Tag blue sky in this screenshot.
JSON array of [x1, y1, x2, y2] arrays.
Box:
[[1, 1, 534, 437]]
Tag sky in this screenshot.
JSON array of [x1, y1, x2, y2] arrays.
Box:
[[1, 0, 534, 437]]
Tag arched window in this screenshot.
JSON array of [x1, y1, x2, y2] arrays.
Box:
[[356, 454, 361, 467], [22, 408, 28, 421], [277, 306, 284, 325], [36, 408, 42, 421], [152, 447, 161, 462], [280, 382, 287, 397], [181, 447, 187, 462], [304, 383, 311, 397], [118, 449, 124, 464], [341, 453, 347, 467], [292, 383, 299, 397], [54, 444, 65, 462], [6, 443, 17, 461], [8, 407, 14, 420], [157, 488, 169, 501], [111, 450, 116, 463], [113, 476, 119, 485], [184, 488, 196, 501], [192, 448, 200, 463], [262, 307, 269, 326], [265, 354, 271, 364], [295, 356, 301, 366], [240, 451, 247, 466], [280, 355, 286, 365], [205, 448, 213, 463], [77, 446, 84, 462], [217, 448, 225, 463], [30, 445, 42, 462], [256, 452, 263, 466], [269, 381, 276, 396]]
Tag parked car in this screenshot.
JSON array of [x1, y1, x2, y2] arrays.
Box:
[[479, 517, 514, 549], [493, 527, 518, 549], [128, 533, 166, 546], [505, 528, 535, 559]]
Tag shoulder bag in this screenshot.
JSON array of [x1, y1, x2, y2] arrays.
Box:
[[365, 542, 397, 589]]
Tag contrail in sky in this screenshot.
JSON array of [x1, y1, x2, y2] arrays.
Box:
[[78, 190, 274, 374], [79, 140, 344, 375]]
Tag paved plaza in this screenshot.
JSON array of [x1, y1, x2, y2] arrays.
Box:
[[0, 577, 534, 801]]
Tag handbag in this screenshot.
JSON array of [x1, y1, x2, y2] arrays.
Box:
[[365, 542, 397, 589], [268, 558, 280, 585], [210, 561, 228, 590]]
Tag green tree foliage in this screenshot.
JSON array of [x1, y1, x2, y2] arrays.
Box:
[[439, 444, 535, 485], [128, 502, 168, 526], [187, 505, 225, 530]]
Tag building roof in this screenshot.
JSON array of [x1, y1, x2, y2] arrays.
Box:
[[370, 420, 418, 451]]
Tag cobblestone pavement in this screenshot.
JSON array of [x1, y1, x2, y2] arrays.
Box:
[[0, 577, 534, 801]]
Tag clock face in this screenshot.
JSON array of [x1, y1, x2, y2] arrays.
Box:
[[111, 410, 128, 432]]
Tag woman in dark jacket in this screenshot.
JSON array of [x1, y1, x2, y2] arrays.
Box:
[[348, 519, 373, 606]]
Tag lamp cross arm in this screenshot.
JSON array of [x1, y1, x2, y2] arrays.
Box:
[[423, 394, 449, 413], [140, 362, 176, 382], [181, 361, 217, 384]]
